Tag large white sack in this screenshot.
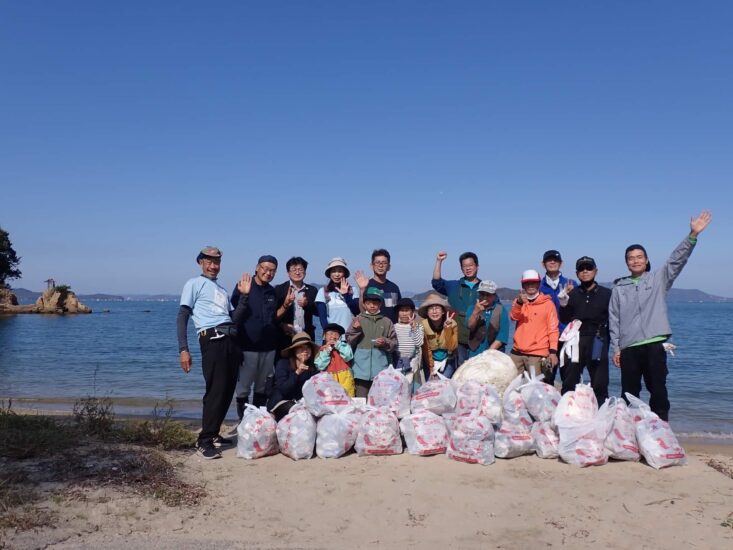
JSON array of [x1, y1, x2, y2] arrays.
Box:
[[519, 372, 561, 422], [276, 403, 316, 460], [368, 366, 411, 419], [411, 376, 457, 415], [452, 350, 517, 396], [532, 421, 559, 459], [494, 421, 534, 458], [557, 401, 612, 467], [399, 410, 449, 456], [236, 405, 278, 460], [553, 382, 598, 429], [454, 380, 502, 424], [315, 407, 362, 459], [355, 407, 403, 456], [447, 411, 496, 465], [604, 397, 640, 462], [626, 393, 686, 469], [302, 372, 353, 417], [501, 374, 533, 428]]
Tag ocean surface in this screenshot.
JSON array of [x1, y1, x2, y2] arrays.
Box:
[[1, 301, 732, 438]]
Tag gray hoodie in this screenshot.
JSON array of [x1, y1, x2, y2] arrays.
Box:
[[609, 236, 696, 353]]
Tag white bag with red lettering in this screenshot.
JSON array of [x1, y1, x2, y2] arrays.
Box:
[[501, 374, 533, 428], [553, 382, 598, 428], [626, 393, 686, 469], [494, 420, 534, 458], [302, 372, 352, 417], [368, 366, 411, 419], [411, 374, 457, 415], [454, 380, 502, 424], [604, 397, 640, 461], [399, 410, 449, 456], [315, 406, 362, 459], [355, 407, 403, 456], [556, 398, 612, 467], [236, 404, 278, 460], [531, 421, 559, 459], [447, 411, 495, 465], [276, 403, 316, 460], [520, 371, 561, 422]]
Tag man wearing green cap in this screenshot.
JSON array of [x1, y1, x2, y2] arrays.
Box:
[[177, 246, 247, 460]]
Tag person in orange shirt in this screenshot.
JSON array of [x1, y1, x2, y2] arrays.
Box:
[[509, 269, 559, 383]]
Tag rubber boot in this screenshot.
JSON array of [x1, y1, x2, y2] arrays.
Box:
[[236, 397, 247, 421], [252, 392, 268, 408]]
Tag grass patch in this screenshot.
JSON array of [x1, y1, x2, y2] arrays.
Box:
[[73, 395, 115, 437], [0, 475, 55, 532], [119, 400, 196, 450], [0, 407, 77, 459]]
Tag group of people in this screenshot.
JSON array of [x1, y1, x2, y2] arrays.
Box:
[[177, 210, 712, 459]]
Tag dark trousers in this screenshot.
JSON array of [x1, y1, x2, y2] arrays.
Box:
[[560, 334, 609, 405], [354, 378, 372, 398], [199, 333, 241, 442], [620, 342, 669, 421]]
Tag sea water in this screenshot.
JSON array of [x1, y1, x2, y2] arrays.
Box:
[[1, 300, 732, 438]]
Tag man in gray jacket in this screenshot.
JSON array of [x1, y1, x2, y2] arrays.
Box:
[[609, 210, 712, 420]]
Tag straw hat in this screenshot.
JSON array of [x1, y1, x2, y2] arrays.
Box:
[[417, 293, 450, 318], [281, 332, 319, 357]]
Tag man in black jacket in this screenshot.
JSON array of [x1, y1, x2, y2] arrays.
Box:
[[274, 256, 319, 352], [558, 256, 611, 405]]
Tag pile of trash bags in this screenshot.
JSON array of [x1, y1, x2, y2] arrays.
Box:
[[234, 359, 686, 469]]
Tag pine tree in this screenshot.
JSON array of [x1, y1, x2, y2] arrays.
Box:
[[0, 226, 22, 287]]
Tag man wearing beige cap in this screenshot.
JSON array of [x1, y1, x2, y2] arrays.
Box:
[[178, 246, 247, 459], [465, 279, 509, 357]]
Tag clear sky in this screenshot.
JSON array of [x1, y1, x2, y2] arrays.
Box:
[[1, 1, 731, 296]]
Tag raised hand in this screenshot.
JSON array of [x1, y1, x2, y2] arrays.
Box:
[[237, 273, 252, 295], [297, 294, 308, 308], [474, 297, 486, 312], [565, 280, 574, 293], [283, 286, 296, 308], [690, 209, 712, 236], [354, 270, 370, 290], [352, 317, 361, 330], [409, 312, 417, 330], [517, 289, 528, 305], [436, 251, 448, 262], [445, 310, 456, 327], [339, 278, 351, 295]]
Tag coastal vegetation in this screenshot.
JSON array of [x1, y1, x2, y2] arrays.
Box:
[[0, 398, 201, 537], [0, 227, 21, 288]]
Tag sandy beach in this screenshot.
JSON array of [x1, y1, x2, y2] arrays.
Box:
[[4, 416, 733, 550]]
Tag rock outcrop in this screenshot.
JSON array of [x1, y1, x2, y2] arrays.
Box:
[[0, 287, 92, 314]]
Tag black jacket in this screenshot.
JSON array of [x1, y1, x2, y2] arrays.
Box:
[[559, 284, 612, 338], [274, 281, 319, 348], [267, 358, 315, 410]]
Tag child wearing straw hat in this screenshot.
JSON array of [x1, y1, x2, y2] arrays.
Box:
[[418, 292, 458, 380]]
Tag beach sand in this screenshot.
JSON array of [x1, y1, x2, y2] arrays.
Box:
[[5, 420, 733, 550]]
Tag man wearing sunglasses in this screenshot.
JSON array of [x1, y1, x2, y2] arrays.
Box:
[[558, 256, 611, 404]]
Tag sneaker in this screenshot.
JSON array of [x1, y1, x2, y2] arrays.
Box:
[[212, 435, 234, 448], [196, 440, 222, 460]]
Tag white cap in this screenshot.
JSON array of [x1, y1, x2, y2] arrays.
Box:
[[521, 269, 541, 283], [477, 280, 497, 294]]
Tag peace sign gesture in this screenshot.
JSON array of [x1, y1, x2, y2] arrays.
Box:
[[444, 310, 456, 328], [283, 286, 296, 308]]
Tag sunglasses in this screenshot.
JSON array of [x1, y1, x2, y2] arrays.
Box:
[[577, 266, 596, 272]]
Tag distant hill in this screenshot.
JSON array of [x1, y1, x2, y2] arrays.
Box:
[[10, 288, 124, 304], [412, 285, 732, 304]]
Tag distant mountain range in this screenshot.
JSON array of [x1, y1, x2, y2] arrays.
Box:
[[10, 285, 732, 305]]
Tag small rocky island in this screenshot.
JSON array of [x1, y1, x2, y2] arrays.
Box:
[[0, 285, 92, 314]]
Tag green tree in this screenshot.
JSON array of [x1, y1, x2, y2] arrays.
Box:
[[0, 226, 22, 288]]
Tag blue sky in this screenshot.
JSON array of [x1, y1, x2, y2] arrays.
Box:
[[1, 1, 731, 296]]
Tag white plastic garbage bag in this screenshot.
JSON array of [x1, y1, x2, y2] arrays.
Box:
[[368, 366, 411, 419], [553, 382, 598, 428], [302, 372, 352, 417], [501, 375, 533, 428], [315, 407, 362, 459], [399, 410, 449, 456], [531, 421, 559, 459], [236, 404, 278, 460], [604, 397, 640, 462], [454, 380, 502, 424], [452, 349, 517, 396], [626, 393, 686, 469], [411, 375, 457, 415], [556, 401, 612, 467], [276, 403, 316, 460], [447, 411, 496, 465], [355, 407, 403, 456], [558, 319, 581, 368], [494, 421, 534, 458], [519, 371, 560, 422]]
